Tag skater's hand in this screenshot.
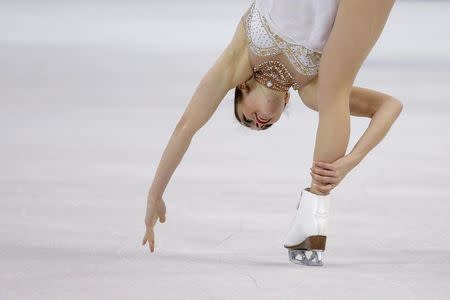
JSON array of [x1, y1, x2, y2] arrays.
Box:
[[142, 195, 166, 253], [310, 154, 361, 194]]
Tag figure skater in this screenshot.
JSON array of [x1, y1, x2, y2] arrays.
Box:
[[142, 0, 402, 266]]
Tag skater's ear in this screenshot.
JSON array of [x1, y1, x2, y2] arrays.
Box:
[[234, 85, 244, 123]]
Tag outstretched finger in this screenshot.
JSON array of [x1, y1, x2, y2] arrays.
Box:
[[158, 201, 167, 223], [147, 228, 155, 253], [159, 213, 166, 223], [149, 239, 154, 253]]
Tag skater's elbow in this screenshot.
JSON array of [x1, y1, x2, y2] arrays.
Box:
[[367, 95, 403, 118], [391, 97, 403, 114], [380, 97, 403, 117]]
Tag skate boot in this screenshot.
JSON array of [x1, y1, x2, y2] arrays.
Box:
[[283, 187, 331, 266]]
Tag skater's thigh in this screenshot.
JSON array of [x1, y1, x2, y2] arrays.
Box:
[[317, 0, 396, 97]]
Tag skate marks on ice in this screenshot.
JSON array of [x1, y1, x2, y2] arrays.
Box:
[[154, 250, 291, 269]]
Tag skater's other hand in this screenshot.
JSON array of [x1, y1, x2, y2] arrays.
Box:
[[142, 196, 166, 253], [310, 154, 361, 194]]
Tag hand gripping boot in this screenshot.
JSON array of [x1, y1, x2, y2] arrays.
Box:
[[283, 187, 331, 266]]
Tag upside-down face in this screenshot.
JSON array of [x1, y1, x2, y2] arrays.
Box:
[[234, 78, 290, 130]]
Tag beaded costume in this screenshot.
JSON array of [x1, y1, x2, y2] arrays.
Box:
[[242, 0, 339, 91]]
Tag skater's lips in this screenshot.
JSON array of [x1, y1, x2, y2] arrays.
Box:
[[255, 113, 271, 124]]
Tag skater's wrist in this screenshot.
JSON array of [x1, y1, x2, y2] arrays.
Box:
[[349, 150, 364, 166], [147, 191, 163, 204]]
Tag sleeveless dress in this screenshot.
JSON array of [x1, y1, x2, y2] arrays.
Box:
[[241, 0, 340, 91]]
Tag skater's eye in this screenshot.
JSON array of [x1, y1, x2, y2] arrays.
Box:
[[242, 114, 252, 127]]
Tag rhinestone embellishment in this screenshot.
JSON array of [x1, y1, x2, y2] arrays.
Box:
[[242, 1, 322, 77], [253, 60, 295, 93]]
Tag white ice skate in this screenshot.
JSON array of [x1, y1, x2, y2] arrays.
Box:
[[283, 187, 331, 266]]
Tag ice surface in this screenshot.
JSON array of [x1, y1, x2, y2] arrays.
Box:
[[1, 1, 449, 299]]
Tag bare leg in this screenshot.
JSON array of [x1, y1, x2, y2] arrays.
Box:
[[310, 0, 396, 195]]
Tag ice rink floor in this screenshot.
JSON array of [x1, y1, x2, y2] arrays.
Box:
[[1, 0, 449, 299]]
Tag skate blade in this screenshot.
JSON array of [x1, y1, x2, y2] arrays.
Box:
[[288, 249, 323, 266]]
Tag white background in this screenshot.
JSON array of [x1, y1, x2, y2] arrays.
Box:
[[1, 0, 449, 299]]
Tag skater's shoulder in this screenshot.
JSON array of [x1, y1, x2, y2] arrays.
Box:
[[220, 18, 253, 87], [224, 17, 249, 62]]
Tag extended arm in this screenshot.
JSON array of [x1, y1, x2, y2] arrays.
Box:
[[148, 49, 236, 199], [142, 18, 250, 252], [147, 20, 248, 200], [143, 50, 235, 252]]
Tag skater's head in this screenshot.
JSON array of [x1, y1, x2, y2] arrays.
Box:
[[234, 76, 290, 131]]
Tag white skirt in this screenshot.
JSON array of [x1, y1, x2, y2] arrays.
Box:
[[254, 0, 340, 53]]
